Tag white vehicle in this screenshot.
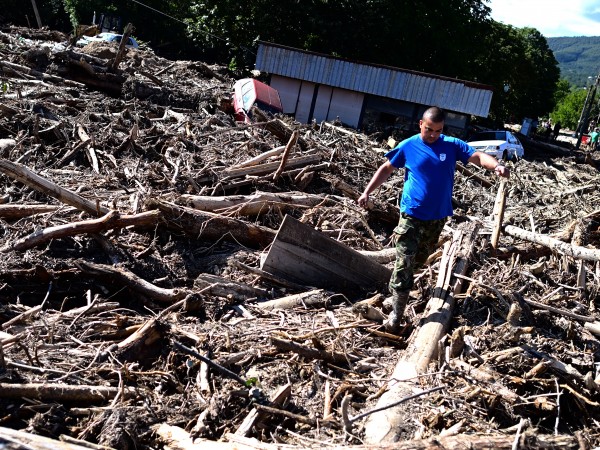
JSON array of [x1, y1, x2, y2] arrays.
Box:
[[467, 130, 524, 160], [76, 32, 139, 49]]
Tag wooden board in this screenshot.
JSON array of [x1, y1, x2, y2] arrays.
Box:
[[260, 215, 391, 296]]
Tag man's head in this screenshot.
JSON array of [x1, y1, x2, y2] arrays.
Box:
[[419, 106, 445, 144]]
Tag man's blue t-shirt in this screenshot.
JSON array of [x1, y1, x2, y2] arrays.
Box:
[[385, 134, 475, 221]]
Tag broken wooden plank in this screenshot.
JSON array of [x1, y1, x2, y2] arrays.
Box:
[[491, 179, 508, 248], [260, 215, 391, 297]]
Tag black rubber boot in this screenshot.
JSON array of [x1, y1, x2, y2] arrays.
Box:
[[384, 290, 409, 334]]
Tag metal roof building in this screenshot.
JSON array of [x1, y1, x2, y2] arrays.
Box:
[[255, 41, 494, 135]]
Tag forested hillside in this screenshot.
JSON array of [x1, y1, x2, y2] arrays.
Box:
[[548, 36, 600, 87]]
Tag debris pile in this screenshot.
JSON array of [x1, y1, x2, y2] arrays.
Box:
[[0, 26, 599, 449]]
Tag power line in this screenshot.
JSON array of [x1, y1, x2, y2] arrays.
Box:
[[127, 0, 257, 58], [128, 0, 227, 43]]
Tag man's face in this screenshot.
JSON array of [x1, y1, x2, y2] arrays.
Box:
[[419, 118, 444, 144]]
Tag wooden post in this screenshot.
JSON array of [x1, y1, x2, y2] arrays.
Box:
[[491, 179, 507, 248], [30, 0, 42, 28]]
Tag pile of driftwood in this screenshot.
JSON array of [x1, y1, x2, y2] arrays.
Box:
[[1, 25, 600, 450]]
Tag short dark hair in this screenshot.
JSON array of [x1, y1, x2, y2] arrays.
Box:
[[423, 106, 446, 123]]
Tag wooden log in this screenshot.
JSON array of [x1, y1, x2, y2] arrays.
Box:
[[358, 247, 396, 264], [152, 425, 579, 450], [147, 199, 276, 249], [0, 210, 162, 252], [270, 337, 360, 365], [222, 154, 321, 179], [229, 145, 285, 170], [194, 273, 268, 301], [110, 22, 133, 71], [255, 289, 329, 311], [0, 158, 109, 216], [490, 179, 507, 248], [0, 203, 64, 220], [363, 222, 480, 444], [180, 191, 332, 217], [0, 60, 85, 88], [0, 382, 134, 402], [504, 224, 600, 262], [273, 130, 298, 181], [75, 261, 190, 303], [0, 426, 102, 450]]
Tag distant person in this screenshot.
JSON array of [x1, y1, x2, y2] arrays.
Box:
[[590, 127, 599, 151], [543, 120, 552, 140], [553, 122, 561, 141]]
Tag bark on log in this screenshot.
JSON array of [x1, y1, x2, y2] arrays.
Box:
[[0, 210, 162, 252], [147, 199, 276, 249], [0, 203, 65, 220], [0, 382, 134, 402], [504, 225, 600, 262], [363, 222, 480, 444], [273, 130, 299, 181], [152, 425, 579, 450], [180, 191, 333, 217], [270, 337, 360, 365], [0, 158, 109, 216], [223, 154, 322, 179], [75, 260, 190, 303], [229, 145, 286, 170], [0, 60, 85, 88], [0, 426, 104, 450], [255, 289, 329, 311], [194, 273, 268, 301]]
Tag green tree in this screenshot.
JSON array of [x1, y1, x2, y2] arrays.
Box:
[[470, 23, 559, 124], [551, 87, 587, 130]]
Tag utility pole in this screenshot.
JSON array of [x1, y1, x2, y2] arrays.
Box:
[[30, 0, 42, 28], [576, 74, 600, 150]]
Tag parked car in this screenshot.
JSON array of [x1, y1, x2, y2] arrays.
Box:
[[467, 130, 524, 160], [76, 32, 139, 49], [232, 78, 283, 122]]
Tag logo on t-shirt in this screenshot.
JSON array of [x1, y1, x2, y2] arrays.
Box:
[[439, 153, 446, 161]]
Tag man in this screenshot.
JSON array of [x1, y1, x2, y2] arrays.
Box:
[[357, 107, 510, 333], [590, 127, 599, 151]]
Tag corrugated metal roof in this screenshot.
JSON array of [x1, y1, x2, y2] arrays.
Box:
[[255, 42, 493, 117]]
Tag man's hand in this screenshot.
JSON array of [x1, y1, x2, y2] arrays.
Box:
[[357, 193, 370, 208], [494, 163, 510, 178]]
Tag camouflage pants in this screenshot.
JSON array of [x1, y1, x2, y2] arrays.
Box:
[[389, 213, 446, 293]]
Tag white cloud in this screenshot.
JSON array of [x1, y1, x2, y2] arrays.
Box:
[[487, 0, 600, 37]]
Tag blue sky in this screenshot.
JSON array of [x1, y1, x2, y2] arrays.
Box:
[[487, 0, 600, 37]]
